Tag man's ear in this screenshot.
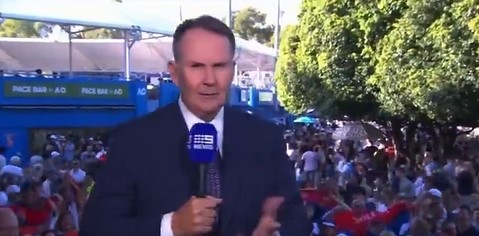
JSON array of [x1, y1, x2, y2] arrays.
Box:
[[168, 60, 179, 86]]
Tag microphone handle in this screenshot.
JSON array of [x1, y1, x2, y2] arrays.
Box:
[[198, 164, 207, 198]]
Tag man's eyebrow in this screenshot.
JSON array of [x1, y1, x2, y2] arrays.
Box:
[[187, 61, 232, 66], [212, 62, 230, 67]]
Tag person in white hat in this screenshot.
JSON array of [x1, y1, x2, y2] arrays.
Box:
[[0, 147, 6, 170], [9, 156, 21, 167], [0, 191, 8, 206], [5, 185, 20, 204], [30, 155, 43, 166], [427, 188, 442, 199]]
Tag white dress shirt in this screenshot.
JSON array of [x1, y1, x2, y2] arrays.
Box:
[[161, 98, 224, 236]]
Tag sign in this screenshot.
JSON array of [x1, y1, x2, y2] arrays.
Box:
[[258, 91, 273, 102], [137, 88, 147, 96], [240, 89, 249, 102], [3, 81, 130, 99], [192, 134, 215, 150]]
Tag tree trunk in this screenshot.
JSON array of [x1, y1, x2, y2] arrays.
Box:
[[438, 125, 458, 159], [388, 117, 405, 158], [405, 121, 418, 163], [424, 123, 441, 160]]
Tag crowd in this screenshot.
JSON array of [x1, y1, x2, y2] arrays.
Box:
[[289, 123, 479, 236], [2, 122, 479, 236], [0, 134, 106, 236]]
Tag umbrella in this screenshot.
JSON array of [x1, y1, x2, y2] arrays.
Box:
[[332, 122, 384, 141], [293, 116, 315, 124]]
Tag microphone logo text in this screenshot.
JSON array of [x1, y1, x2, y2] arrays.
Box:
[[192, 134, 215, 150]]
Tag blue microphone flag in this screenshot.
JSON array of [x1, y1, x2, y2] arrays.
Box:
[[187, 123, 218, 164]]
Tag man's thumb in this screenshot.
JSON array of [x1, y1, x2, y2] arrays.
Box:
[[262, 196, 284, 218]]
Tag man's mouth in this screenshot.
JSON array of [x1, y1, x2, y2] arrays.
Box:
[[199, 93, 218, 96]]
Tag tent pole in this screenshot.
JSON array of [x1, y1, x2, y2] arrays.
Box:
[[274, 0, 281, 52], [123, 30, 131, 80], [68, 25, 73, 79], [234, 63, 239, 85], [227, 0, 233, 28], [273, 0, 281, 111]]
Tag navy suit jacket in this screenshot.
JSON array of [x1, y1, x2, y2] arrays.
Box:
[[79, 103, 310, 236]]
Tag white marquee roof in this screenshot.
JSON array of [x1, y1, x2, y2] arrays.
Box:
[[0, 0, 277, 71], [0, 38, 276, 72]]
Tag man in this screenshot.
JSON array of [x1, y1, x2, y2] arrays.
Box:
[[80, 15, 310, 236], [0, 207, 19, 235]]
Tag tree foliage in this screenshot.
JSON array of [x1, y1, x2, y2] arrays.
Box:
[[0, 0, 125, 39], [78, 0, 125, 39], [79, 28, 124, 39], [275, 25, 311, 114], [232, 7, 275, 45], [370, 0, 479, 125], [277, 0, 479, 127], [277, 0, 406, 118], [0, 19, 44, 38]]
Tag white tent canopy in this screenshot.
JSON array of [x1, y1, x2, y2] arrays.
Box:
[[0, 38, 276, 72], [0, 0, 277, 58], [0, 0, 277, 73], [0, 0, 176, 35]]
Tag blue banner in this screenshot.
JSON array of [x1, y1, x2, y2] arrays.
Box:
[[0, 77, 147, 106]]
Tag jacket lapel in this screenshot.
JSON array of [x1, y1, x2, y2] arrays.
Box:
[[221, 107, 249, 234], [164, 102, 198, 197]]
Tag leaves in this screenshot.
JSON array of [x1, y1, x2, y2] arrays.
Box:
[[79, 28, 124, 39], [370, 0, 479, 124], [277, 0, 479, 126], [0, 0, 125, 39], [277, 0, 395, 118], [0, 19, 42, 38], [232, 7, 275, 45]]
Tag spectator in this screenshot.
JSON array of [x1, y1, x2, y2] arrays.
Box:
[[0, 207, 19, 235]]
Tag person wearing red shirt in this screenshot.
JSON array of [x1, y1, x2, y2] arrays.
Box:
[[333, 200, 407, 236], [10, 181, 55, 235]]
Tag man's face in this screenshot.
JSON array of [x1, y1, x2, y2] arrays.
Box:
[[456, 208, 471, 223], [169, 28, 234, 120]]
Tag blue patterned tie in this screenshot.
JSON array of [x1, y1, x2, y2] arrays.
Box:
[[206, 150, 222, 198]]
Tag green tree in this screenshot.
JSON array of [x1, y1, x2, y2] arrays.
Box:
[[275, 25, 311, 114], [78, 0, 125, 39], [367, 0, 479, 156], [370, 0, 479, 126], [79, 28, 124, 39], [0, 19, 43, 38], [276, 0, 407, 118], [232, 7, 275, 45]]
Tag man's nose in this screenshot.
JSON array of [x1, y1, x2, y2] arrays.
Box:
[[203, 66, 217, 85]]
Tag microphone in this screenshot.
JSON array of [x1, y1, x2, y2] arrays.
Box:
[[187, 123, 218, 197]]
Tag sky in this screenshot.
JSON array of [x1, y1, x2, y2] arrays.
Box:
[[122, 0, 302, 26]]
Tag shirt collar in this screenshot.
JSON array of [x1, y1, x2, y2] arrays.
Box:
[[178, 97, 224, 135]]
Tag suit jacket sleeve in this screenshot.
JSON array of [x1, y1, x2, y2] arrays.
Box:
[[270, 127, 311, 236], [79, 132, 162, 236]]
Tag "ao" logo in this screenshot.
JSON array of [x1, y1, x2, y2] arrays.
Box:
[[137, 88, 146, 96]]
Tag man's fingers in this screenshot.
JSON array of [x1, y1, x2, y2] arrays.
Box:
[[194, 225, 213, 234], [193, 197, 222, 209], [262, 196, 285, 218], [201, 208, 218, 218], [206, 196, 223, 203], [198, 215, 216, 226], [253, 216, 282, 236]]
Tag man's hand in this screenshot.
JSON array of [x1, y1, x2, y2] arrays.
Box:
[[171, 196, 222, 236], [252, 196, 284, 236]]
